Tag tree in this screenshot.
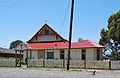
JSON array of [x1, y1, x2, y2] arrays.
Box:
[[78, 37, 84, 42], [9, 40, 23, 49], [99, 11, 120, 60]]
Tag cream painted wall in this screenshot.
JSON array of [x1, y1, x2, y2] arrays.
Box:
[[23, 48, 103, 63], [64, 49, 68, 60], [23, 50, 30, 63], [64, 49, 81, 60], [86, 48, 95, 60], [31, 50, 38, 59], [23, 51, 26, 63], [65, 48, 100, 60], [71, 49, 81, 60]]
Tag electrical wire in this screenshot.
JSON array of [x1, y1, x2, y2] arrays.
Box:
[[60, 0, 70, 34]]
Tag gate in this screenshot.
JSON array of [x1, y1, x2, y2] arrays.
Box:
[[15, 50, 23, 67]]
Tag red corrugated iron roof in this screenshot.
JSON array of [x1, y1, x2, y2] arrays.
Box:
[[28, 40, 104, 50]]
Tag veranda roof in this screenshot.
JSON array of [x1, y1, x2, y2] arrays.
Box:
[[27, 40, 104, 50]]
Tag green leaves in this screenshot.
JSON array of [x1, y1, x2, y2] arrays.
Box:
[[9, 40, 23, 49], [99, 11, 120, 60]]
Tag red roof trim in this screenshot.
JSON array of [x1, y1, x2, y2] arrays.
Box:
[[27, 40, 104, 50]]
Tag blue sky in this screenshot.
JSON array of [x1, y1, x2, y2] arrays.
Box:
[[0, 0, 120, 48]]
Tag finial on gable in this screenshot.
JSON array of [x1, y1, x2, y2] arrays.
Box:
[[44, 20, 48, 24]]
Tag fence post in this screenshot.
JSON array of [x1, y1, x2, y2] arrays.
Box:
[[63, 59, 65, 68], [20, 50, 22, 67], [84, 60, 86, 68], [43, 59, 45, 67], [109, 60, 111, 70]]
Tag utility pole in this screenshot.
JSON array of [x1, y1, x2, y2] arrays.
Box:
[[67, 0, 74, 70]]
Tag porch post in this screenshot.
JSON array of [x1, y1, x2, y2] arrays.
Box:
[[20, 50, 22, 67], [26, 49, 28, 67], [15, 50, 17, 67]]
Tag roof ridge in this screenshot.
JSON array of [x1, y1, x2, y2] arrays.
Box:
[[87, 40, 104, 47]]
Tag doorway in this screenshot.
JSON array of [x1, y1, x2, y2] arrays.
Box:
[[60, 50, 64, 59]]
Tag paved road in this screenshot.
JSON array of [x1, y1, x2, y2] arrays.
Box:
[[0, 68, 120, 78]]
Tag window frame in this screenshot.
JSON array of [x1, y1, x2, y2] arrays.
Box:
[[60, 50, 64, 59], [47, 51, 54, 59], [81, 49, 86, 60]]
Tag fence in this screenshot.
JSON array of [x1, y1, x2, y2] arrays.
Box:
[[0, 59, 120, 69], [111, 61, 120, 69], [28, 59, 120, 70], [0, 59, 16, 67]]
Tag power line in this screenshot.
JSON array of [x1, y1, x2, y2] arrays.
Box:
[[60, 0, 70, 34]]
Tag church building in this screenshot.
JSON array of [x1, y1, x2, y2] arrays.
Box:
[[16, 23, 104, 62]]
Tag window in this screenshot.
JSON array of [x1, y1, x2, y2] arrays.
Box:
[[60, 50, 64, 59], [36, 36, 38, 41], [97, 49, 100, 60], [45, 29, 49, 35], [81, 49, 86, 60], [47, 52, 54, 59]]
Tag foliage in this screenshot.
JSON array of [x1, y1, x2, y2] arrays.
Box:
[[78, 37, 84, 42], [99, 11, 120, 60], [9, 40, 23, 49]]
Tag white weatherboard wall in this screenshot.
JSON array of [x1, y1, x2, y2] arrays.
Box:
[[45, 50, 60, 59]]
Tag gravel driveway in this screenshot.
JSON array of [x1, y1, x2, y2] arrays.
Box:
[[0, 68, 120, 78]]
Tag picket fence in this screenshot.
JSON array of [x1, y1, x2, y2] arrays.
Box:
[[28, 59, 120, 70], [0, 59, 16, 67]]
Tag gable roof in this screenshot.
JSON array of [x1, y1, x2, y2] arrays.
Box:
[[27, 23, 67, 43], [27, 40, 104, 50], [0, 47, 15, 54]]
